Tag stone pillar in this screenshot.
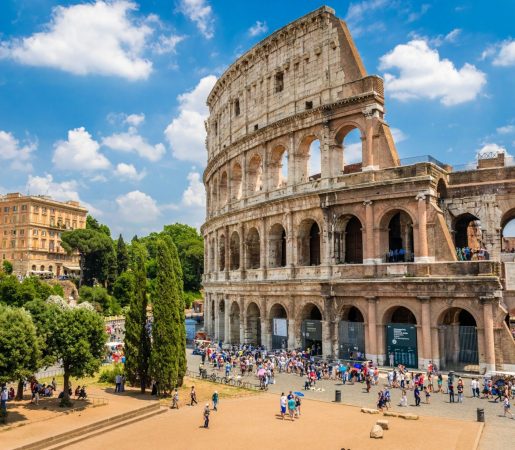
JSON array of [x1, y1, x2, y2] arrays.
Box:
[[240, 299, 246, 344], [239, 224, 245, 272], [321, 208, 332, 266], [415, 193, 433, 263], [261, 303, 269, 348], [320, 121, 331, 179], [481, 297, 496, 372], [418, 296, 432, 369], [322, 320, 331, 357], [224, 226, 230, 279], [363, 200, 378, 264], [214, 233, 219, 274], [260, 218, 267, 273], [286, 211, 295, 275], [331, 320, 339, 358], [431, 326, 441, 369], [242, 151, 248, 202], [366, 296, 378, 364], [204, 294, 211, 336], [214, 297, 220, 341], [288, 133, 296, 185], [362, 109, 376, 171], [224, 298, 231, 344], [288, 319, 296, 350]]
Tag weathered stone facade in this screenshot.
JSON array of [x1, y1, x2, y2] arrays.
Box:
[[201, 6, 515, 372]]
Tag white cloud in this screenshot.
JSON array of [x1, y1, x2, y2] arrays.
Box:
[[248, 21, 268, 37], [407, 3, 431, 23], [164, 75, 217, 165], [493, 40, 515, 67], [0, 1, 153, 81], [151, 34, 184, 55], [178, 0, 214, 39], [114, 163, 146, 181], [125, 113, 145, 127], [497, 125, 515, 134], [0, 130, 36, 171], [443, 28, 461, 44], [115, 190, 160, 223], [344, 0, 388, 36], [103, 127, 165, 162], [379, 39, 486, 106], [182, 171, 205, 206], [391, 128, 407, 143], [477, 143, 507, 157], [53, 127, 111, 171]]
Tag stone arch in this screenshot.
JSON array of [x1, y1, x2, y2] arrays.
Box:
[[500, 208, 515, 253], [246, 301, 261, 345], [383, 305, 418, 324], [231, 162, 243, 200], [246, 227, 260, 269], [211, 176, 218, 210], [300, 302, 324, 355], [436, 178, 448, 204], [218, 234, 226, 271], [247, 154, 263, 193], [31, 264, 36, 271], [48, 265, 53, 273], [269, 302, 289, 350], [334, 214, 363, 264], [209, 237, 215, 272], [382, 305, 419, 368], [219, 171, 228, 206], [229, 301, 241, 344], [268, 222, 287, 268], [269, 145, 288, 189], [297, 133, 322, 183], [339, 304, 365, 322], [453, 213, 482, 251], [338, 304, 366, 359], [379, 208, 416, 262], [298, 218, 321, 266], [229, 231, 240, 270], [334, 123, 365, 173]]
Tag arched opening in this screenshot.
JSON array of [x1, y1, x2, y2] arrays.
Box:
[[339, 306, 366, 359], [385, 211, 414, 262], [229, 231, 240, 270], [219, 171, 228, 206], [334, 215, 363, 264], [247, 154, 263, 193], [246, 227, 260, 269], [230, 302, 240, 344], [501, 210, 515, 256], [31, 264, 36, 271], [218, 235, 226, 271], [209, 238, 215, 272], [308, 139, 321, 180], [246, 302, 261, 345], [210, 299, 215, 333], [270, 303, 288, 350], [439, 308, 478, 371], [385, 306, 418, 368], [298, 219, 321, 266], [297, 135, 319, 183], [40, 265, 45, 271], [336, 126, 363, 174], [48, 265, 53, 273], [269, 223, 287, 268], [454, 213, 482, 255], [270, 146, 288, 189], [211, 177, 218, 211], [436, 179, 447, 207], [218, 300, 225, 341], [301, 303, 323, 355], [231, 162, 243, 200]]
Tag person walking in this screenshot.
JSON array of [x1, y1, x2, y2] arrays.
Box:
[[295, 395, 301, 417], [448, 382, 455, 403], [280, 393, 287, 420], [203, 403, 210, 428], [287, 396, 296, 421], [114, 374, 121, 393], [399, 390, 408, 407], [471, 378, 478, 398], [190, 386, 198, 406], [170, 389, 179, 409], [457, 379, 464, 403], [414, 385, 421, 406], [504, 396, 514, 418], [212, 391, 219, 411], [1, 386, 8, 415]]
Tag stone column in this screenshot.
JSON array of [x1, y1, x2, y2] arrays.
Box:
[[415, 193, 432, 263], [224, 298, 231, 344], [214, 297, 220, 341], [331, 319, 339, 358], [361, 109, 376, 171], [286, 211, 295, 277], [204, 294, 211, 336], [260, 218, 267, 275], [240, 298, 246, 343], [242, 151, 248, 203], [321, 208, 332, 266], [261, 303, 269, 349], [481, 297, 496, 372], [214, 233, 219, 274], [366, 296, 378, 364], [224, 226, 230, 279], [239, 224, 245, 273], [320, 121, 331, 180], [322, 320, 331, 357], [363, 200, 377, 264], [418, 296, 432, 369], [431, 326, 441, 369]]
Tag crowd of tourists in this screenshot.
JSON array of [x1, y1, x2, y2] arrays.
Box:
[[455, 246, 490, 261]]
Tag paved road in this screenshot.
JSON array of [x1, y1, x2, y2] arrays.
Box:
[[187, 351, 515, 449]]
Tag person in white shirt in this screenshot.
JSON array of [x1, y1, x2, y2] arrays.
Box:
[[280, 393, 287, 420], [398, 390, 408, 407], [471, 378, 478, 398]]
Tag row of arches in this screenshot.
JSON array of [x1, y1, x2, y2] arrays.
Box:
[[210, 299, 480, 370], [207, 128, 362, 212]]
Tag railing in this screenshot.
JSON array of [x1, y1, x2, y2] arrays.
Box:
[[185, 370, 260, 390], [399, 155, 448, 170]]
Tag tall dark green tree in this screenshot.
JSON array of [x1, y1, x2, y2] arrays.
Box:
[[116, 234, 129, 275], [124, 242, 151, 393], [150, 239, 180, 395]]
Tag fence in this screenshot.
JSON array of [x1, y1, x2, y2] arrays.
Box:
[[185, 370, 260, 391]]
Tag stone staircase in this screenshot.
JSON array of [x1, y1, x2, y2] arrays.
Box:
[[494, 321, 515, 371], [14, 402, 165, 450]]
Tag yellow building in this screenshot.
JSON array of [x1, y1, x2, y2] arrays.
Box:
[[0, 192, 87, 277]]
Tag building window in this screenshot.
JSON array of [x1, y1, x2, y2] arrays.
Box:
[[50, 217, 55, 226], [275, 71, 284, 93], [49, 231, 55, 237], [21, 205, 27, 211], [3, 207, 9, 212], [20, 230, 24, 236], [33, 229, 38, 236], [42, 207, 47, 215], [50, 208, 55, 213], [305, 101, 313, 110], [12, 206, 18, 212], [72, 220, 77, 229], [10, 240, 15, 248], [41, 239, 46, 249], [33, 206, 39, 213], [234, 99, 241, 117], [42, 230, 47, 237]]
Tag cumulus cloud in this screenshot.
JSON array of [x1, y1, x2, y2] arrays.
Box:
[[492, 40, 515, 67], [379, 39, 486, 106], [164, 75, 217, 165], [182, 171, 205, 207], [53, 127, 111, 171], [125, 113, 145, 127], [115, 190, 160, 223], [0, 130, 36, 171], [344, 0, 388, 36], [151, 34, 185, 55], [178, 0, 214, 39], [407, 3, 431, 23], [103, 127, 165, 162], [114, 163, 146, 181], [477, 143, 507, 157], [248, 21, 268, 37], [497, 125, 515, 134], [0, 1, 156, 81], [391, 128, 408, 143]]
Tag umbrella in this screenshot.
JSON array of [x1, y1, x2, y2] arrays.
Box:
[[293, 391, 304, 397]]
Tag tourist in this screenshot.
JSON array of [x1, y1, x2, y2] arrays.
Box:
[[121, 375, 126, 393], [212, 390, 219, 411], [287, 396, 296, 420], [78, 386, 87, 400], [471, 378, 479, 398], [295, 395, 301, 417], [414, 385, 421, 406], [1, 386, 8, 415], [457, 379, 464, 403], [190, 386, 198, 406], [51, 377, 57, 392], [448, 382, 455, 403], [170, 389, 179, 409], [8, 386, 15, 400], [389, 352, 394, 367], [504, 396, 514, 418], [203, 403, 210, 428], [280, 392, 287, 420], [437, 373, 443, 393], [424, 386, 431, 404], [399, 390, 408, 407], [115, 374, 121, 393]]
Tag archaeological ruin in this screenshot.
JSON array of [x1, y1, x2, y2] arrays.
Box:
[[201, 6, 515, 372]]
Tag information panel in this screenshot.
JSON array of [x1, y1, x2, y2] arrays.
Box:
[[386, 324, 418, 368], [273, 318, 288, 337]]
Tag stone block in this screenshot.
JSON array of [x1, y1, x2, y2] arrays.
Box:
[[376, 419, 389, 430], [361, 407, 380, 414], [383, 411, 398, 417], [399, 413, 419, 420], [370, 424, 384, 439]]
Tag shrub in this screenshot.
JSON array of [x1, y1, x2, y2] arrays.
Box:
[[98, 364, 125, 384]]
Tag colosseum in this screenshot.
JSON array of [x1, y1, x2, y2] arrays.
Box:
[[201, 6, 515, 373]]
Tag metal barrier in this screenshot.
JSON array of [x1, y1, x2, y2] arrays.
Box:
[[185, 370, 260, 391]]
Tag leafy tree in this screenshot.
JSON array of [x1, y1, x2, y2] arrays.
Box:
[[47, 307, 106, 406], [2, 260, 13, 275], [112, 272, 135, 308], [61, 229, 113, 287], [124, 242, 151, 393], [86, 215, 111, 237], [0, 275, 24, 306], [0, 305, 40, 395], [150, 239, 180, 394], [116, 234, 129, 275], [79, 285, 120, 316]]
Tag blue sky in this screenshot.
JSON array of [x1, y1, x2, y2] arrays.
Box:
[[0, 0, 514, 238]]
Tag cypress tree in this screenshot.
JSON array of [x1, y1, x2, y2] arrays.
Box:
[[163, 235, 187, 386], [150, 239, 180, 394], [117, 234, 129, 275], [124, 242, 151, 393]]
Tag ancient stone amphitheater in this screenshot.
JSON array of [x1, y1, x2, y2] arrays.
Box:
[[201, 6, 515, 372]]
